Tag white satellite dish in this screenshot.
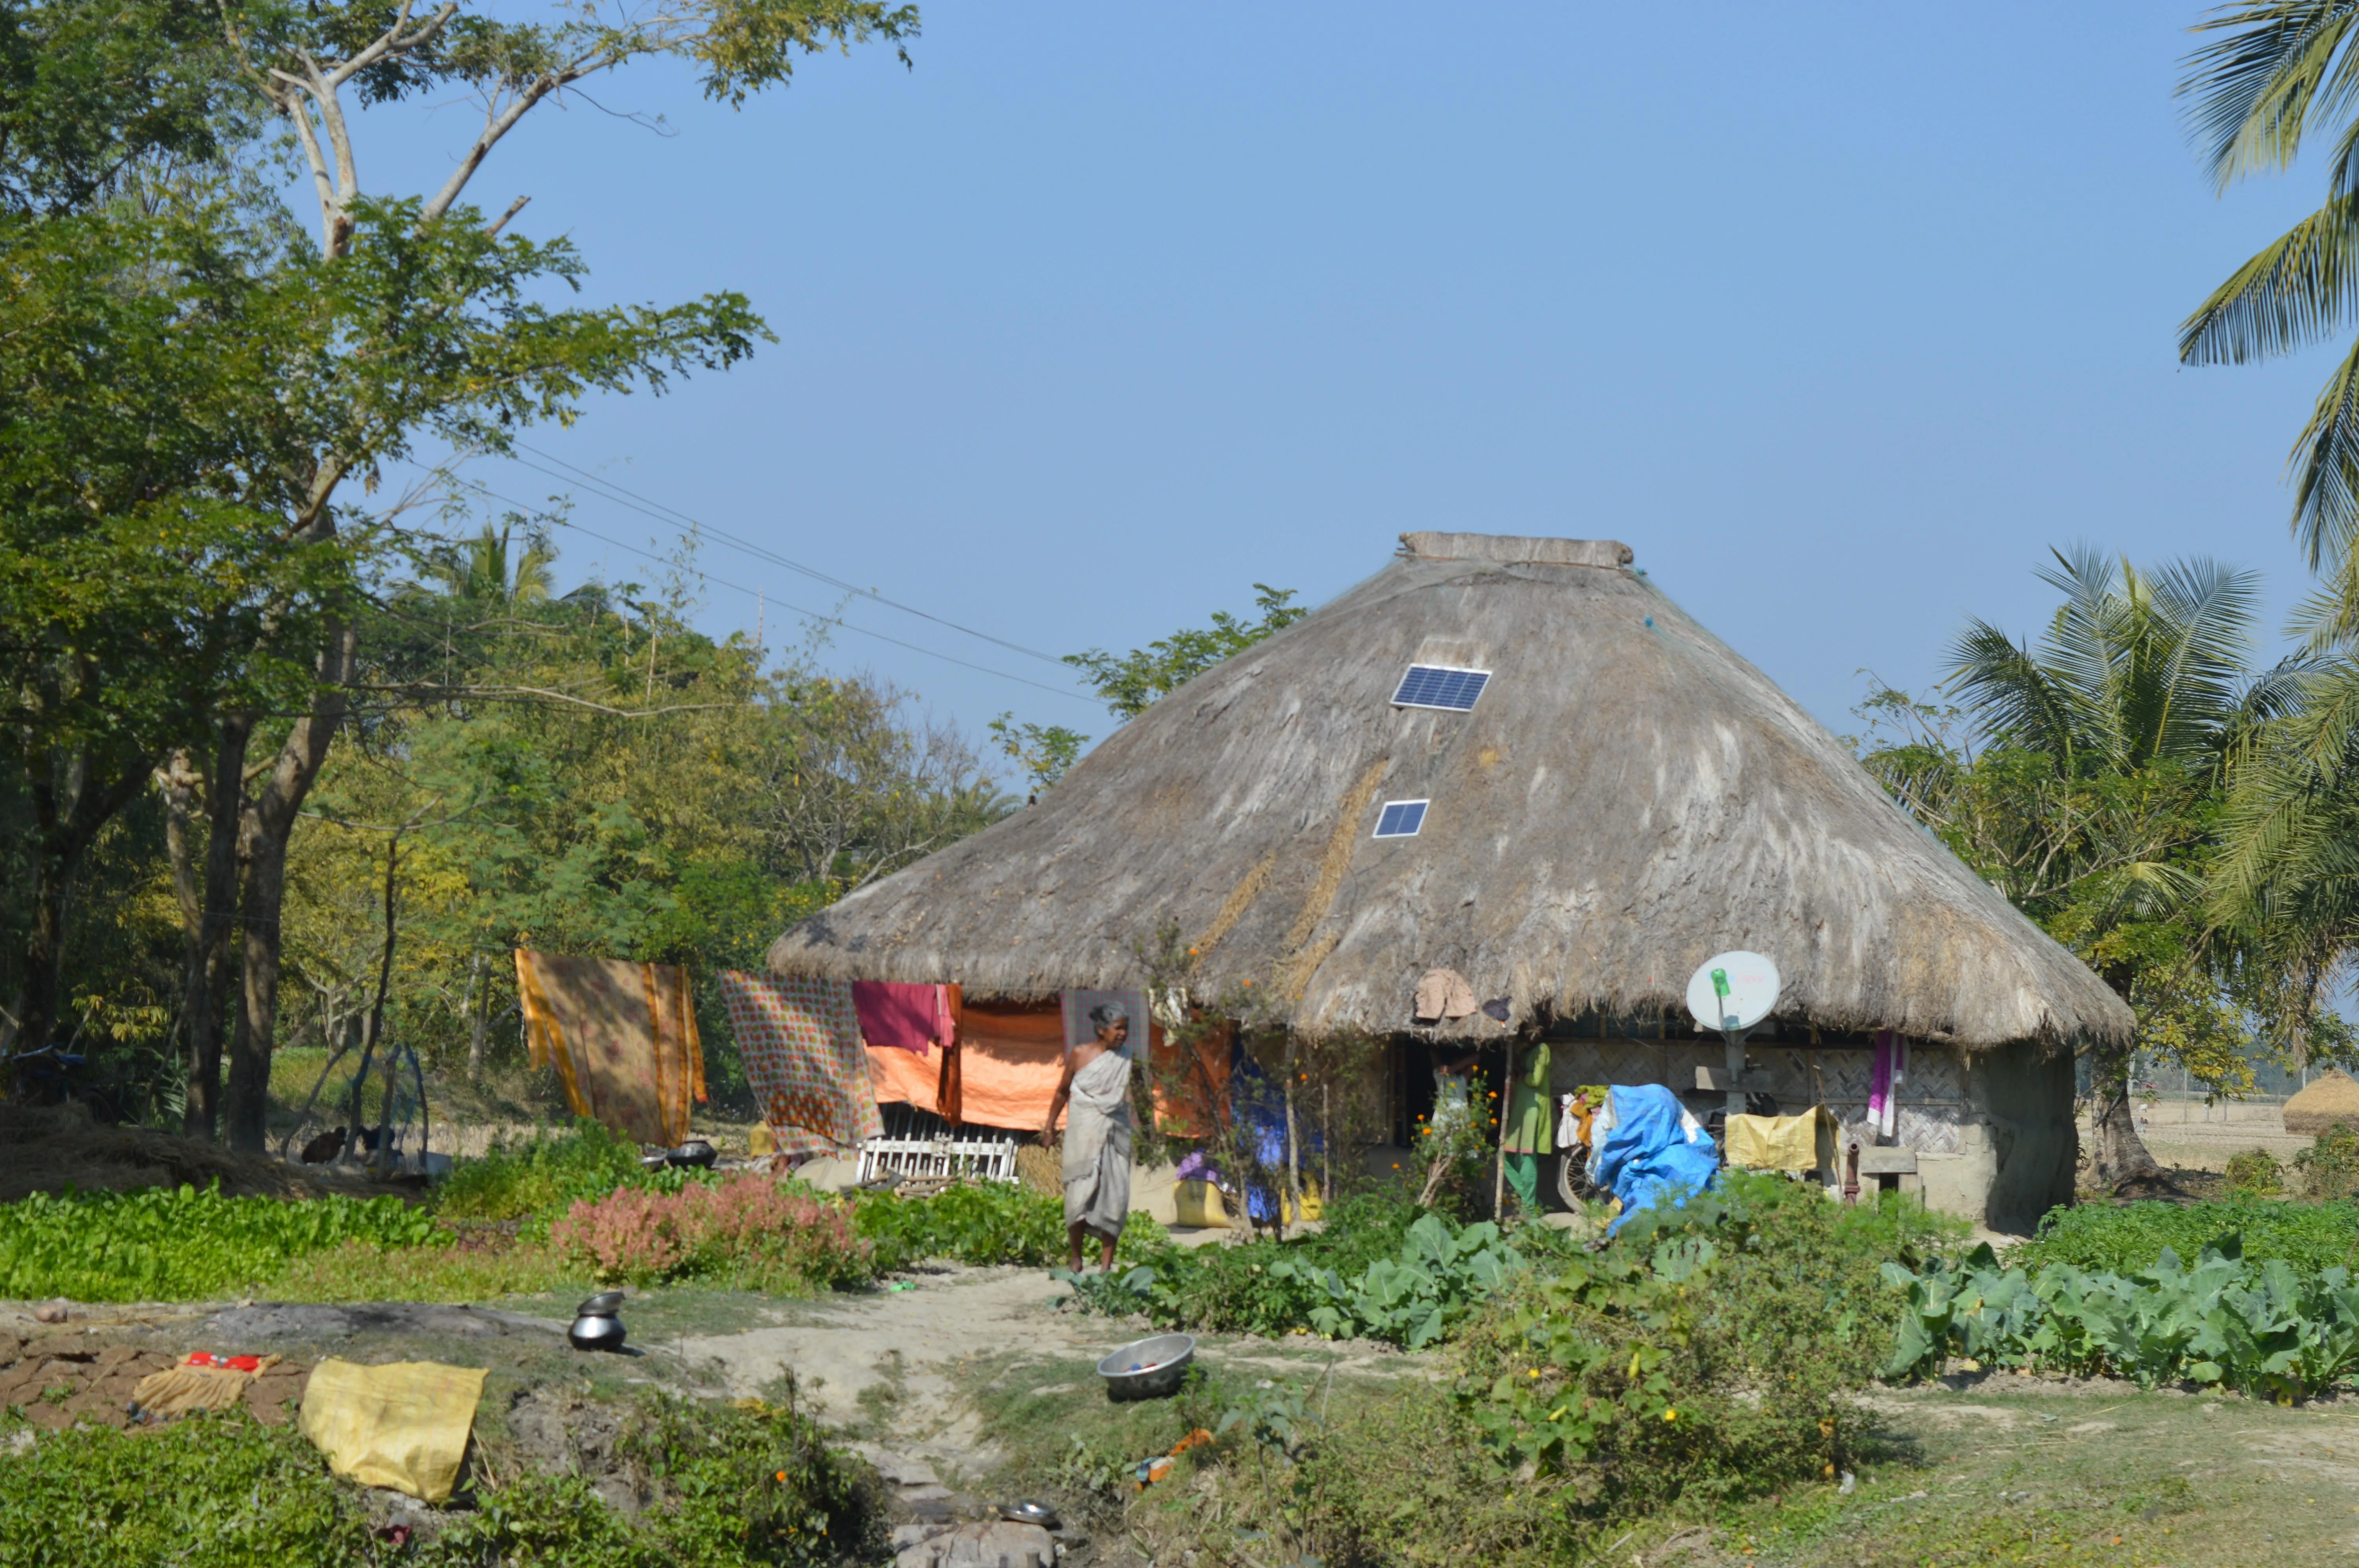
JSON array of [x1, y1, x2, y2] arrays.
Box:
[[1686, 951, 1781, 1036]]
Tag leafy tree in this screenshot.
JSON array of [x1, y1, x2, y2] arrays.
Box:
[[1859, 549, 2294, 1191], [2179, 3, 2359, 595], [1065, 584, 1306, 721]]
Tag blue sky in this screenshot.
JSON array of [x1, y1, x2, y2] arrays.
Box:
[[369, 2, 2335, 770]]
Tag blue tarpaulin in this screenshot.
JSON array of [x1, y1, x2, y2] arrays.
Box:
[[1587, 1083, 1718, 1232]]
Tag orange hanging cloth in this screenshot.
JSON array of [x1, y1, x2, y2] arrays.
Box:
[[514, 951, 705, 1146]]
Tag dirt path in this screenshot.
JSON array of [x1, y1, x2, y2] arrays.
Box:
[[671, 1264, 1414, 1486]]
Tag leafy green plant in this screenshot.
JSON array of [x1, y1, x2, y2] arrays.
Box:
[[1882, 1238, 2359, 1399], [0, 1181, 436, 1302], [1216, 1377, 1318, 1461], [2014, 1198, 2359, 1275], [853, 1181, 1164, 1270], [0, 1410, 376, 1568], [2297, 1125, 2359, 1202], [1070, 1197, 1513, 1347], [2225, 1147, 2286, 1198], [433, 1120, 695, 1229]]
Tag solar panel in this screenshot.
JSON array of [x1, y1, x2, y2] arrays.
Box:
[[1373, 799, 1428, 838], [1391, 665, 1490, 711]]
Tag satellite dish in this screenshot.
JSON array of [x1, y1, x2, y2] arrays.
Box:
[[1686, 951, 1781, 1036]]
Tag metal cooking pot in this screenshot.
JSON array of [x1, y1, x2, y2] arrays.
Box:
[[1095, 1333, 1196, 1401], [569, 1291, 628, 1352], [668, 1140, 718, 1169]]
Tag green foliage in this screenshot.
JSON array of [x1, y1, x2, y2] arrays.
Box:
[[1065, 584, 1307, 721], [1215, 1376, 1317, 1460], [1076, 1198, 1543, 1349], [987, 712, 1089, 793], [1882, 1238, 2359, 1398], [853, 1181, 1164, 1270], [2014, 1197, 2359, 1275], [2225, 1146, 2287, 1197], [0, 1181, 434, 1301], [2297, 1123, 2359, 1200], [0, 1410, 375, 1568], [433, 1121, 670, 1227], [1454, 1176, 1954, 1494], [0, 1392, 884, 1568]]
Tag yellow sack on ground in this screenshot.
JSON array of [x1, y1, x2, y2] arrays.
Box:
[[1173, 1178, 1227, 1227], [298, 1359, 486, 1503], [1725, 1108, 1834, 1174]]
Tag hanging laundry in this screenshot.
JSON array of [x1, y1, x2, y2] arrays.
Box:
[[853, 981, 955, 1054], [936, 985, 965, 1126], [957, 1001, 1067, 1129], [719, 971, 883, 1150], [1868, 1031, 1909, 1141], [1411, 968, 1479, 1024], [515, 952, 705, 1147]]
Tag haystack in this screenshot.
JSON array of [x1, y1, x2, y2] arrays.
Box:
[[2283, 1069, 2359, 1136], [771, 532, 2133, 1050]]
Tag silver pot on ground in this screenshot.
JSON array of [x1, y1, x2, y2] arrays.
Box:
[[569, 1290, 627, 1352]]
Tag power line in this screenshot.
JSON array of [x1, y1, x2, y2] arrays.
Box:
[[507, 443, 1070, 667], [458, 481, 1097, 705]]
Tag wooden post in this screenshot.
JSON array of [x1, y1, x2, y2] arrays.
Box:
[[1492, 1041, 1512, 1220]]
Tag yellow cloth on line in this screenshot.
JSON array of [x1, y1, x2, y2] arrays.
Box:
[[298, 1359, 486, 1504], [515, 950, 705, 1147], [1725, 1107, 1836, 1174]]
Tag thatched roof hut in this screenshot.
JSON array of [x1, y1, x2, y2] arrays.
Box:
[[771, 532, 2131, 1053]]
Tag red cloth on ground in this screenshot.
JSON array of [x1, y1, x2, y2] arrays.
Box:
[[852, 981, 952, 1053]]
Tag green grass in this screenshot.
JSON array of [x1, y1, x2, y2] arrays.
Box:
[[851, 1180, 1167, 1269], [2012, 1197, 2359, 1275], [0, 1395, 885, 1568]]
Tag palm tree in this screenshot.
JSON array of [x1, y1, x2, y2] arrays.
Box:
[[2180, 4, 2359, 593], [424, 520, 556, 607], [1945, 549, 2282, 1191]]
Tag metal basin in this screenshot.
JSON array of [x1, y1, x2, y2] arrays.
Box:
[[1095, 1333, 1195, 1401]]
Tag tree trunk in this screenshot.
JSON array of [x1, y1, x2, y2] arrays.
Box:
[[184, 719, 250, 1140], [18, 743, 155, 1063], [223, 626, 355, 1152], [465, 951, 487, 1082], [2086, 969, 2175, 1197]]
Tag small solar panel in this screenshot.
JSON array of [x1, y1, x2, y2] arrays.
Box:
[[1373, 799, 1429, 838], [1392, 664, 1490, 711]]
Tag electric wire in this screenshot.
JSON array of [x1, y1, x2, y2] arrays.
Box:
[[507, 442, 1069, 666], [458, 479, 1097, 704]]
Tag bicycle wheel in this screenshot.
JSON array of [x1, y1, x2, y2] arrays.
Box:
[[1556, 1148, 1601, 1208]]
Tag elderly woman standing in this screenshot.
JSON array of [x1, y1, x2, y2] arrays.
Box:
[[1044, 1002, 1133, 1273]]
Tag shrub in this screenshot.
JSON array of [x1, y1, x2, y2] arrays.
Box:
[[2014, 1198, 2359, 1275], [2297, 1125, 2359, 1201], [852, 1181, 1166, 1270], [2225, 1147, 2286, 1198], [434, 1121, 685, 1227], [0, 1182, 436, 1302], [551, 1174, 874, 1292]]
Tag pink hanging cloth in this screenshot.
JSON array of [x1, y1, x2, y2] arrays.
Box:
[[1867, 1030, 1908, 1142], [852, 981, 955, 1054]]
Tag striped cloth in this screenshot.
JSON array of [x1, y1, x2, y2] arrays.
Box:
[[720, 971, 882, 1151]]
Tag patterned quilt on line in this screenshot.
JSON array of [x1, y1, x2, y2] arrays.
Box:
[[719, 971, 883, 1152]]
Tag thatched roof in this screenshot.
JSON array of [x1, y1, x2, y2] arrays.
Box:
[[771, 533, 2135, 1049], [2284, 1069, 2359, 1136]]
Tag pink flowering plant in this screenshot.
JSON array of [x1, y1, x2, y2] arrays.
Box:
[[551, 1175, 874, 1293]]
